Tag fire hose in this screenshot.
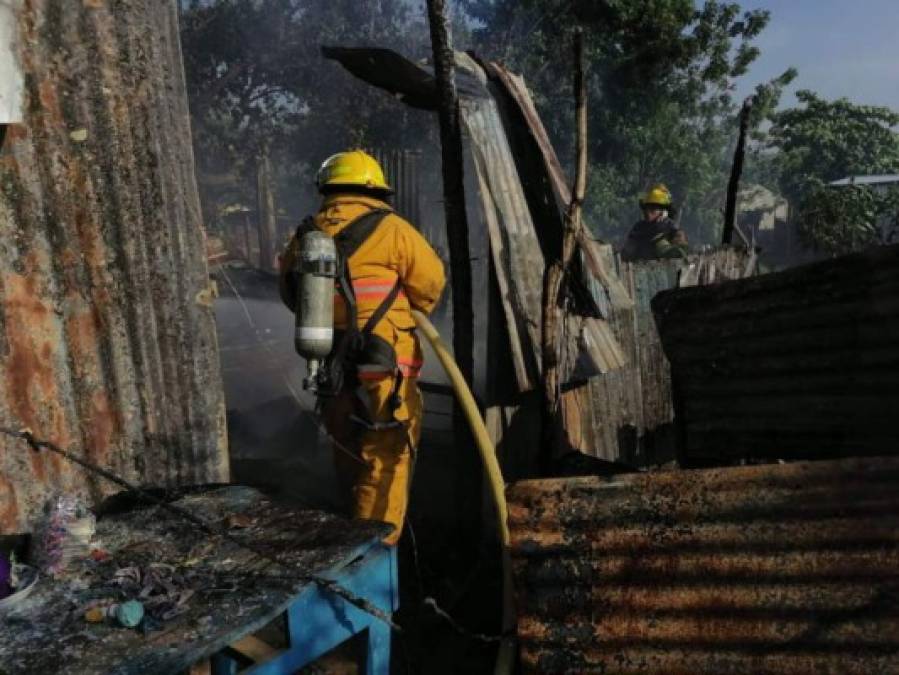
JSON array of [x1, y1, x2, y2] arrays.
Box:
[[411, 310, 516, 675]]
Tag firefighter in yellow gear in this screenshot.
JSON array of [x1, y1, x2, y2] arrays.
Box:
[[279, 150, 445, 545], [621, 183, 689, 261]]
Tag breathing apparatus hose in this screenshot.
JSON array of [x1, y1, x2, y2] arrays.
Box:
[[411, 310, 515, 675]]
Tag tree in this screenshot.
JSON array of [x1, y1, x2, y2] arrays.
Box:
[[768, 91, 899, 200], [766, 91, 899, 255], [793, 182, 899, 257], [460, 0, 793, 244], [181, 0, 437, 233]]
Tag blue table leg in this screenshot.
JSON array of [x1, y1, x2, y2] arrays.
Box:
[[221, 544, 398, 675], [365, 614, 391, 675]]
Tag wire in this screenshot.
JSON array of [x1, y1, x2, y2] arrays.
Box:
[[405, 519, 507, 646]]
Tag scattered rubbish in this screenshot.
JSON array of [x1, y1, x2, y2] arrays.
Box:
[[69, 128, 88, 142], [84, 600, 145, 628], [33, 495, 95, 577]]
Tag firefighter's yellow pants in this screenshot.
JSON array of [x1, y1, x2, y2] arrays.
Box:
[[322, 373, 422, 546]]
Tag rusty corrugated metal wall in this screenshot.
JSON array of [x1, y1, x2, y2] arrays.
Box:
[[654, 243, 899, 465], [559, 248, 753, 468], [508, 457, 899, 674], [0, 1, 227, 533]]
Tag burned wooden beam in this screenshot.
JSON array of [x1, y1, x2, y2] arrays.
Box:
[[722, 97, 753, 247], [320, 46, 439, 111]]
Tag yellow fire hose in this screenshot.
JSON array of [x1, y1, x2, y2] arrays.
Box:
[[411, 310, 515, 675]]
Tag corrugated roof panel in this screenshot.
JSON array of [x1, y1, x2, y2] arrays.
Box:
[[0, 1, 227, 533], [509, 457, 899, 674]]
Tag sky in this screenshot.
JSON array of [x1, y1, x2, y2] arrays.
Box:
[[734, 0, 899, 112]]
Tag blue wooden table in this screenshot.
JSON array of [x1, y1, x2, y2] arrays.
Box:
[[0, 486, 398, 675]]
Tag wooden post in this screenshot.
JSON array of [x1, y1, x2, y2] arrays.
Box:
[[542, 29, 588, 437], [426, 0, 480, 540], [425, 0, 474, 389], [255, 145, 277, 271], [722, 97, 753, 246]]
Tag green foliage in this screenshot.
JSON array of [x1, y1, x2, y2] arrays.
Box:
[[796, 182, 899, 257], [768, 91, 899, 201], [765, 92, 899, 254], [460, 0, 792, 245]]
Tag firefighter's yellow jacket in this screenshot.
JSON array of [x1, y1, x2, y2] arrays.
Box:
[[279, 193, 446, 544]]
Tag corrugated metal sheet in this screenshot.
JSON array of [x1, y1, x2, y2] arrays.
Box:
[[0, 1, 227, 533], [653, 243, 899, 465], [508, 456, 899, 674], [481, 60, 753, 467], [563, 248, 752, 466], [459, 55, 545, 392]]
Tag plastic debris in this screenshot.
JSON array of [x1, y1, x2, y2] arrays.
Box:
[[33, 495, 96, 577], [0, 552, 10, 599], [84, 600, 144, 628]]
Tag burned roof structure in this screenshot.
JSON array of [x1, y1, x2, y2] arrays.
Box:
[[507, 242, 899, 673], [325, 46, 758, 471], [324, 47, 634, 470]]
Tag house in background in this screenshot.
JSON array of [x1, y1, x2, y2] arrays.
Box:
[[736, 183, 818, 269], [829, 173, 899, 193]]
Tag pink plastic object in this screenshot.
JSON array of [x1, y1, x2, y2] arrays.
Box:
[[0, 552, 10, 599]]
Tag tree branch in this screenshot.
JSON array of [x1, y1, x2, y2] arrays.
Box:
[[542, 28, 587, 427]]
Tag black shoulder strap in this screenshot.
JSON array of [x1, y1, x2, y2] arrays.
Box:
[[295, 214, 317, 238], [334, 208, 392, 260], [361, 280, 402, 337], [334, 207, 396, 344]]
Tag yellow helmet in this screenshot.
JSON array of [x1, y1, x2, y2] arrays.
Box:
[[315, 150, 392, 193], [640, 183, 673, 208]]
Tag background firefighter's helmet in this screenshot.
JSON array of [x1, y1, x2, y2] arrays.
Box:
[[315, 150, 393, 194], [639, 183, 673, 208]]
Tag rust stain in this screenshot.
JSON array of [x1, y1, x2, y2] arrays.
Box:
[[0, 472, 19, 532], [4, 273, 57, 482], [86, 390, 119, 464], [37, 78, 58, 113], [68, 166, 106, 271], [63, 304, 120, 463]]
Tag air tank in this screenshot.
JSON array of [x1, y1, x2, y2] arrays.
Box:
[[294, 229, 337, 390]]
